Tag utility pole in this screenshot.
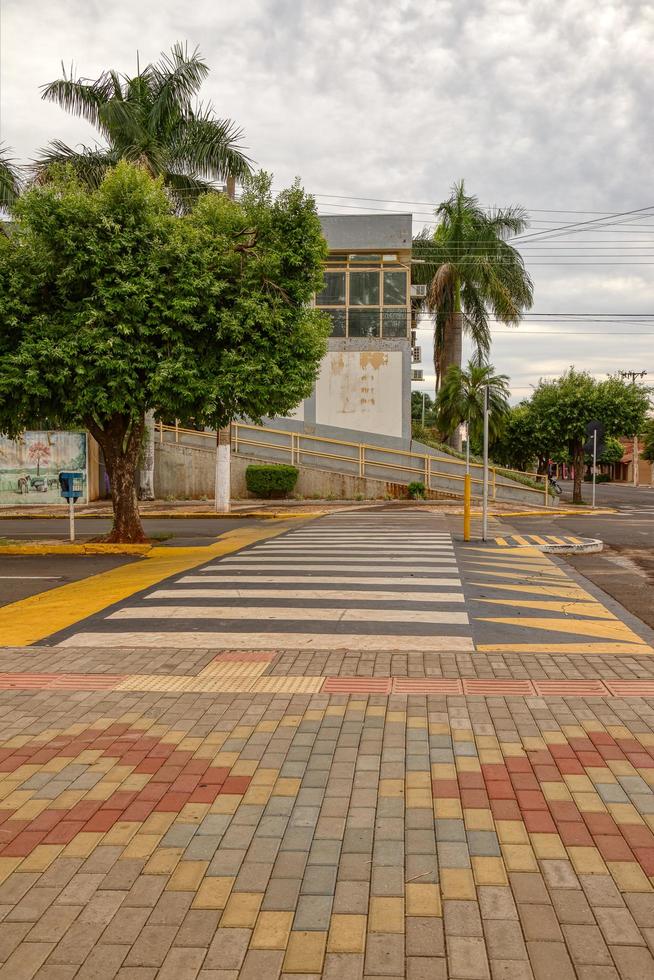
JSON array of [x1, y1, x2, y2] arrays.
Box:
[[482, 386, 489, 541], [215, 175, 237, 513], [619, 370, 647, 487]]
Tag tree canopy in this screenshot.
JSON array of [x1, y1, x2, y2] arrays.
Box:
[[0, 163, 329, 540], [35, 43, 251, 211], [436, 361, 510, 449]]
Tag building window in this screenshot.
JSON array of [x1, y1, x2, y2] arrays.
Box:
[[324, 310, 346, 337], [349, 271, 380, 306], [316, 271, 346, 305], [382, 310, 408, 338], [349, 309, 380, 337], [383, 270, 407, 306]]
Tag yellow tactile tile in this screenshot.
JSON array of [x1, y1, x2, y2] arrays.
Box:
[[251, 911, 294, 950], [327, 914, 367, 953], [369, 897, 404, 933]]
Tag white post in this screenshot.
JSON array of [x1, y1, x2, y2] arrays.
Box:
[[465, 418, 470, 475], [139, 411, 156, 501], [482, 386, 489, 541], [421, 392, 426, 427], [69, 497, 75, 543], [592, 429, 597, 509], [215, 424, 231, 513], [633, 434, 640, 486]]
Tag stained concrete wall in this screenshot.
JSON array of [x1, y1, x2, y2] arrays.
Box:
[[314, 350, 404, 439]]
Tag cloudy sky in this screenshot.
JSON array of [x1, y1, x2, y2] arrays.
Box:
[[2, 0, 653, 401]]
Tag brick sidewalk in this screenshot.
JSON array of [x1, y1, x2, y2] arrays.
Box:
[[2, 658, 654, 978]]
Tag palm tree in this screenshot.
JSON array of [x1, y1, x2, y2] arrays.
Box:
[[34, 43, 251, 211], [0, 146, 21, 207], [413, 181, 533, 398], [436, 360, 510, 449]]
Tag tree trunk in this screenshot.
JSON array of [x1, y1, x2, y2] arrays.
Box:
[[86, 415, 147, 543], [572, 439, 585, 505]]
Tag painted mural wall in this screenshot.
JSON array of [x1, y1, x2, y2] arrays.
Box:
[[0, 431, 88, 506], [315, 350, 404, 438]]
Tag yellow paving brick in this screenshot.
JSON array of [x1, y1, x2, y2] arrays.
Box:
[[251, 911, 294, 949], [573, 793, 606, 813], [0, 857, 23, 884], [607, 861, 653, 893], [12, 800, 51, 822], [541, 782, 572, 802], [283, 931, 327, 974], [210, 795, 241, 814], [379, 779, 404, 798], [122, 833, 161, 860], [472, 857, 507, 886], [433, 798, 462, 819], [220, 891, 263, 928], [431, 763, 456, 780], [406, 883, 441, 916], [456, 757, 481, 772], [586, 767, 616, 783], [103, 821, 140, 845], [530, 834, 567, 860], [230, 760, 258, 776], [19, 845, 64, 873], [430, 723, 450, 736], [63, 832, 105, 857], [213, 752, 240, 767], [243, 785, 273, 805], [563, 775, 595, 793], [144, 848, 183, 875], [440, 868, 476, 901], [191, 875, 235, 907], [179, 803, 210, 823], [567, 847, 607, 875], [406, 772, 431, 788], [369, 897, 404, 933], [168, 861, 210, 892], [273, 778, 301, 796], [478, 750, 503, 765], [464, 809, 495, 831], [501, 844, 538, 872], [141, 812, 176, 835], [406, 788, 432, 808], [453, 729, 473, 742], [608, 803, 643, 824], [495, 821, 529, 844], [327, 914, 367, 953]]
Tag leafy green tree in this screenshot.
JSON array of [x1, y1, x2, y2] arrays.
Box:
[[586, 435, 624, 467], [490, 403, 542, 472], [35, 43, 251, 211], [528, 369, 651, 503], [0, 163, 329, 541], [0, 146, 20, 207], [411, 390, 437, 426], [642, 419, 654, 464], [412, 181, 533, 424], [436, 361, 510, 448]]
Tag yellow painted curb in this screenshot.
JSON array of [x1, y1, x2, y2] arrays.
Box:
[[0, 509, 328, 521], [0, 543, 152, 556], [0, 520, 304, 647]]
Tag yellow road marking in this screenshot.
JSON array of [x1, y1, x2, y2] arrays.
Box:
[[477, 643, 654, 655], [479, 616, 644, 643], [0, 522, 300, 647], [495, 537, 508, 547], [470, 581, 593, 600], [568, 536, 583, 545], [548, 536, 566, 545], [530, 535, 548, 545], [477, 599, 617, 619], [465, 563, 569, 577], [512, 535, 532, 546]]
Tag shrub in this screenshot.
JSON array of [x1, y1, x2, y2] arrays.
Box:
[[584, 473, 611, 483], [408, 481, 426, 499], [245, 464, 299, 498]]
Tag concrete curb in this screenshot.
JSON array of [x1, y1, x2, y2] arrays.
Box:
[[538, 538, 604, 555], [0, 510, 327, 521], [0, 543, 153, 556]]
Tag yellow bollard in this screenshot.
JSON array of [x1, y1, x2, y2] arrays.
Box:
[[463, 473, 472, 541]]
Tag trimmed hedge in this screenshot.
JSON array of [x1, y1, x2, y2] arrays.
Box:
[[246, 464, 299, 498]]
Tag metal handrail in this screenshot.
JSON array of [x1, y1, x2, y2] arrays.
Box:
[[155, 422, 548, 501]]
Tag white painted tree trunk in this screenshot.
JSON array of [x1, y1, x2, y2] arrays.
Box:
[[139, 411, 156, 500], [633, 435, 640, 486], [215, 424, 231, 513]]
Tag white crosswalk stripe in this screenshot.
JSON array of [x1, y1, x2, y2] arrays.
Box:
[[57, 513, 474, 652]]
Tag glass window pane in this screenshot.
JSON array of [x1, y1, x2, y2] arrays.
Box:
[[382, 309, 408, 338], [383, 271, 407, 305], [349, 253, 381, 262], [316, 271, 345, 306], [349, 271, 380, 305], [349, 309, 380, 337], [325, 310, 346, 337]]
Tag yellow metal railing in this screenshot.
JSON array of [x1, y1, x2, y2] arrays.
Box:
[[156, 422, 549, 503]]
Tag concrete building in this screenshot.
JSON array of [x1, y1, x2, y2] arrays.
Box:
[[270, 213, 413, 447]]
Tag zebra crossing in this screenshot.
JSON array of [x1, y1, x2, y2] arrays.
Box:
[[56, 513, 474, 652]]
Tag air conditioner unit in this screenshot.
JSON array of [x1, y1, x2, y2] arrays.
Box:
[[411, 369, 424, 381], [412, 346, 421, 364], [411, 284, 427, 298]]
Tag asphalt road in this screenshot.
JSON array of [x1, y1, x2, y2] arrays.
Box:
[[0, 516, 262, 547], [0, 554, 137, 606], [509, 481, 654, 631]]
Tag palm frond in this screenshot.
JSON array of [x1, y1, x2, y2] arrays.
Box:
[[40, 64, 111, 128], [0, 146, 21, 206], [171, 110, 252, 181], [150, 43, 209, 127], [163, 170, 214, 213], [32, 141, 115, 189]]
